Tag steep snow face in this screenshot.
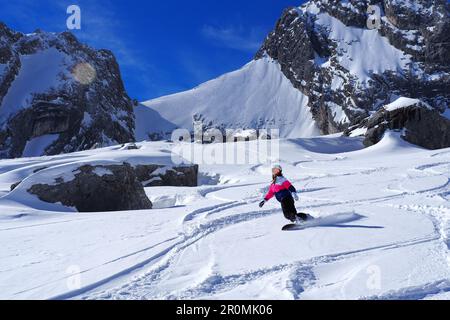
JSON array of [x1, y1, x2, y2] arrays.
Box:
[[134, 104, 178, 141], [310, 9, 414, 83], [22, 134, 60, 158], [139, 58, 320, 140]]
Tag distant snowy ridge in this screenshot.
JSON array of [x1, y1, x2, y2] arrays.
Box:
[[1, 0, 449, 159], [138, 58, 320, 141]]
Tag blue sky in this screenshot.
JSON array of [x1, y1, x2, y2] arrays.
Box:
[[0, 0, 305, 101]]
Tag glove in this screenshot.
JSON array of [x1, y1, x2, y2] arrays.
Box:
[[292, 193, 299, 201], [259, 200, 266, 208]]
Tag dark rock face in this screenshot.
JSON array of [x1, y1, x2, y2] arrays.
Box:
[[134, 164, 199, 187], [381, 0, 450, 69], [256, 8, 317, 91], [27, 163, 153, 212], [0, 24, 135, 159], [255, 0, 450, 136], [346, 102, 450, 150], [24, 162, 199, 212]]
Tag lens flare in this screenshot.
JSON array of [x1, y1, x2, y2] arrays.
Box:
[[72, 62, 96, 85]]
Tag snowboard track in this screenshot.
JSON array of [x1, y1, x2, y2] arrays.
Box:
[[71, 157, 450, 300]]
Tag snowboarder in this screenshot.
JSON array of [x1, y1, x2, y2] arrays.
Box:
[[259, 164, 309, 224]]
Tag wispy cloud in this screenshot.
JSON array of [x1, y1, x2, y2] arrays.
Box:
[[201, 24, 264, 53]]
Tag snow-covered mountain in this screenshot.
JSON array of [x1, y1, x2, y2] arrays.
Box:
[[138, 0, 449, 143], [1, 0, 449, 158], [0, 23, 135, 159], [0, 1, 449, 300], [137, 57, 320, 141]]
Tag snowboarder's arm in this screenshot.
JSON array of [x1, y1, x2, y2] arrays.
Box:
[[282, 180, 297, 193], [285, 179, 299, 200], [288, 185, 297, 193], [264, 186, 275, 201]]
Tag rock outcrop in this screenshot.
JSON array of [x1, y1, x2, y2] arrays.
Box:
[[345, 98, 450, 150], [0, 23, 135, 159], [22, 160, 199, 212], [134, 164, 199, 187], [27, 163, 152, 212]]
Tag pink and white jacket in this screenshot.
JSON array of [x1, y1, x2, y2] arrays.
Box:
[[264, 176, 297, 203]]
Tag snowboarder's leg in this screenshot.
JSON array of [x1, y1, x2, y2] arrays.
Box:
[[281, 196, 297, 222]]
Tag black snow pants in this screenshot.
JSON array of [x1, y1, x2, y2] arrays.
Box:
[[281, 196, 298, 222], [281, 196, 307, 222]]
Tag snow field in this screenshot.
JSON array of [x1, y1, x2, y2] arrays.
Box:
[[0, 133, 448, 300]]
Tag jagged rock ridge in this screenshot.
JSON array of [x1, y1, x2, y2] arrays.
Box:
[[255, 0, 450, 134], [0, 23, 135, 159]]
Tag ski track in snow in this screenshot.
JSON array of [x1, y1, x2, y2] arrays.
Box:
[[0, 135, 449, 300], [83, 228, 439, 300], [82, 206, 284, 300], [366, 279, 450, 300], [83, 141, 449, 300]]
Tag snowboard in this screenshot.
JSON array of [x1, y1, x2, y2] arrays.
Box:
[[282, 214, 315, 231], [282, 212, 362, 231]]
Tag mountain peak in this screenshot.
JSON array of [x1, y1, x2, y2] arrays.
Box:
[[0, 25, 135, 159], [254, 0, 449, 134]]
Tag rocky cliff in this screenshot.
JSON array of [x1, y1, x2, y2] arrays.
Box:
[[255, 0, 449, 135], [0, 23, 135, 159]]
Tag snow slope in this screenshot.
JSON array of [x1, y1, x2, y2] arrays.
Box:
[[0, 133, 449, 300], [0, 48, 72, 126], [137, 57, 320, 141], [22, 134, 60, 158], [305, 3, 414, 83]]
